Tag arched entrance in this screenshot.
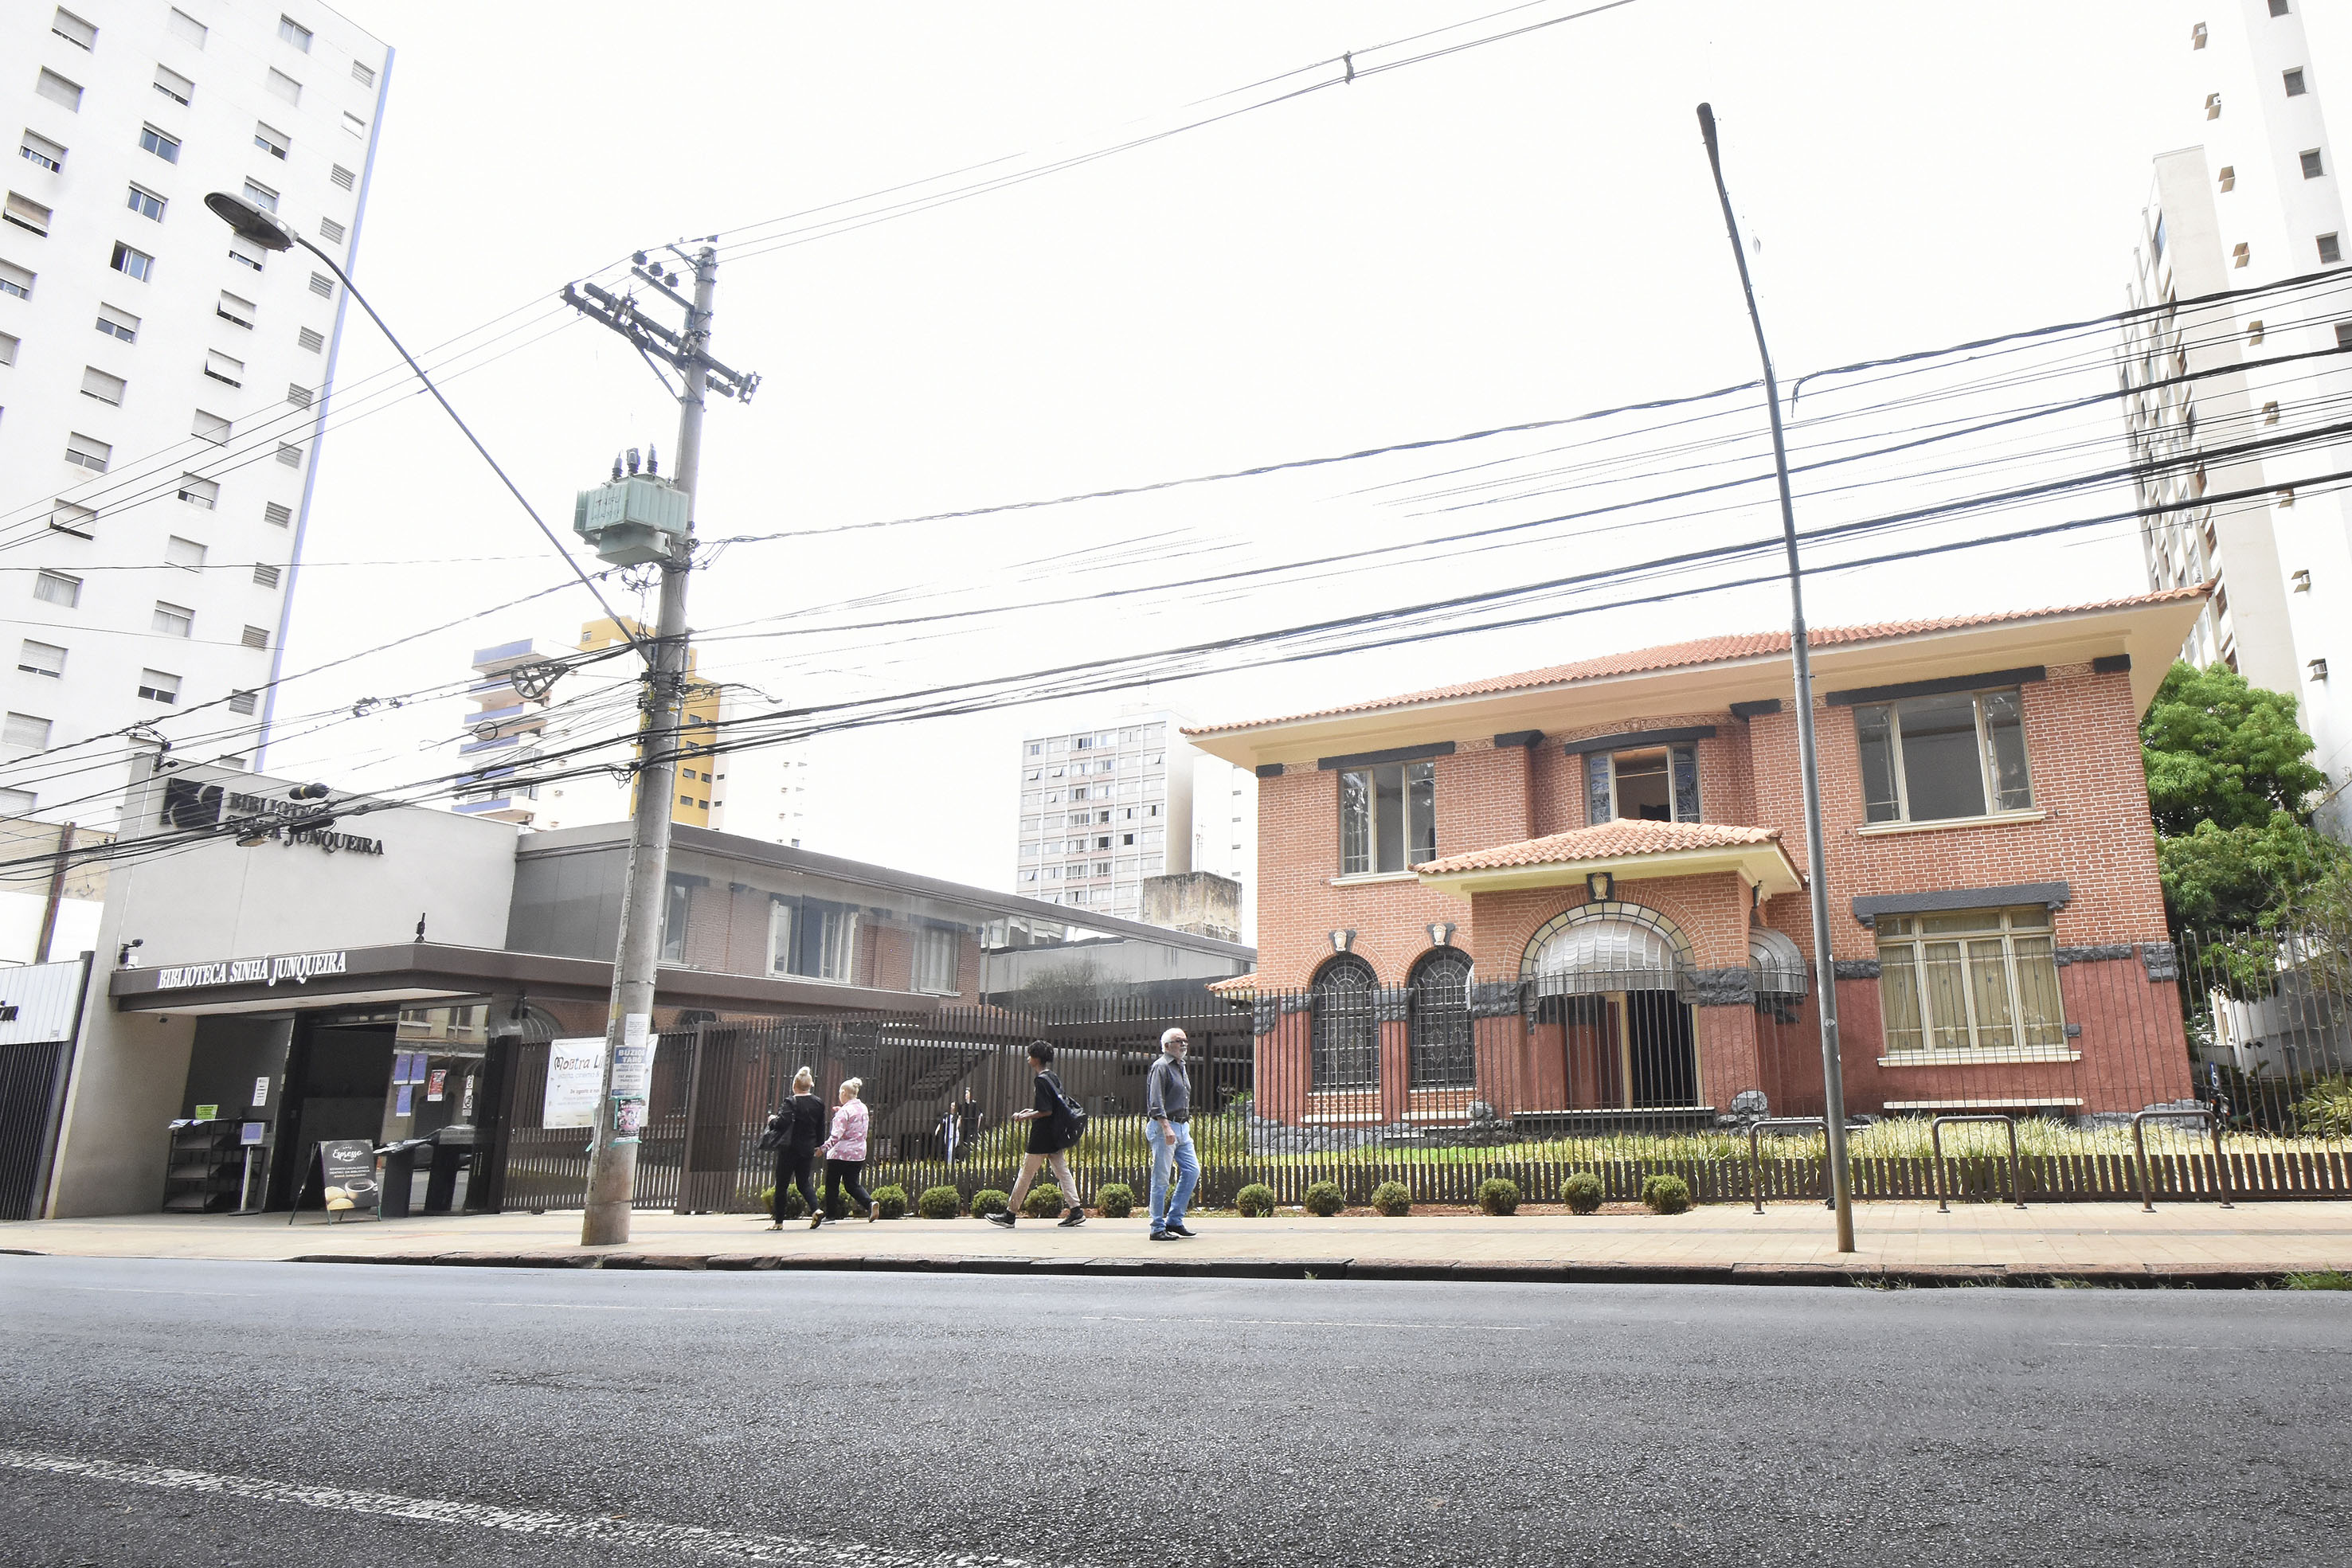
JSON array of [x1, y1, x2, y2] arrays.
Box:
[[1521, 903, 1700, 1109]]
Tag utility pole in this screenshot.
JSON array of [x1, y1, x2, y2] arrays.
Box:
[[559, 245, 758, 1246], [1696, 104, 1855, 1253]]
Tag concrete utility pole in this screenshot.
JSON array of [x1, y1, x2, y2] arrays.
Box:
[[1695, 104, 1856, 1253], [560, 245, 757, 1246]]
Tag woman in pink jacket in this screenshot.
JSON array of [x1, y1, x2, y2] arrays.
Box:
[[813, 1077, 879, 1228]]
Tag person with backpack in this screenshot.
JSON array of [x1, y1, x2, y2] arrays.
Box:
[[988, 1041, 1086, 1229], [814, 1076, 880, 1228], [763, 1067, 826, 1230], [1145, 1026, 1200, 1241]]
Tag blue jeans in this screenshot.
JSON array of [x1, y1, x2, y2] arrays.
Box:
[[1150, 1122, 1199, 1228]]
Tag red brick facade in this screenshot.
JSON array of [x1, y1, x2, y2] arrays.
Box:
[[1211, 609, 2199, 1120]]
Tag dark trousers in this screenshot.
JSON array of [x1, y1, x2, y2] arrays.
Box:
[[774, 1145, 818, 1222], [824, 1157, 873, 1216]]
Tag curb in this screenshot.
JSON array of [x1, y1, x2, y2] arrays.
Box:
[[273, 1251, 2330, 1288]]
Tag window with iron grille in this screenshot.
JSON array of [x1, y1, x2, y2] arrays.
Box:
[[1310, 954, 1381, 1093], [1408, 948, 1475, 1089]]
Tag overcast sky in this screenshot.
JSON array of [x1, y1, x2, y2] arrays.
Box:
[[268, 0, 2190, 894]]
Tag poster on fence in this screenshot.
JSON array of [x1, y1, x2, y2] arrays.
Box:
[[543, 1037, 607, 1129]]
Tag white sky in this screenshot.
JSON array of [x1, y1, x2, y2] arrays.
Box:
[[268, 0, 2192, 893]]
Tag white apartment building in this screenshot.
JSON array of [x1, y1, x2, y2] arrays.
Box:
[[0, 2, 389, 830], [456, 627, 815, 846], [1013, 710, 1257, 931], [2123, 0, 2352, 838]]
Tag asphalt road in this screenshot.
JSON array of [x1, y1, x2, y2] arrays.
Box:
[[1, 1255, 2346, 1568]]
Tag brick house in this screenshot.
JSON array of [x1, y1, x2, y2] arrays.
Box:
[[1185, 589, 2207, 1128]]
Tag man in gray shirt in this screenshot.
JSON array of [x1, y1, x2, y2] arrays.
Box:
[[1146, 1026, 1200, 1240]]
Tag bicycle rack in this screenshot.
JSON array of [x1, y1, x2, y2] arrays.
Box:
[[2132, 1108, 2233, 1212], [1929, 1113, 2026, 1214]]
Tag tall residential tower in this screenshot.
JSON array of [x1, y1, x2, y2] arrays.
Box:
[[1, 2, 389, 827]]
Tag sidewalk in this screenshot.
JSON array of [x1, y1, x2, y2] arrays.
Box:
[[9, 1201, 2351, 1285]]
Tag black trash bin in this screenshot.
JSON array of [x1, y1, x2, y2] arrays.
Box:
[[375, 1137, 434, 1218], [424, 1124, 476, 1214]]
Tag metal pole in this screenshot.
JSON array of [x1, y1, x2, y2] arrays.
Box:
[[1696, 104, 1855, 1253], [33, 822, 75, 964], [581, 245, 717, 1247]]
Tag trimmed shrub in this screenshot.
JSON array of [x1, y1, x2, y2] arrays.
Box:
[[1235, 1183, 1276, 1218], [970, 1187, 1012, 1218], [1642, 1173, 1693, 1214], [1023, 1182, 1065, 1218], [1302, 1180, 1345, 1217], [1097, 1183, 1136, 1219], [1477, 1177, 1520, 1216], [872, 1183, 908, 1220], [1369, 1180, 1411, 1217], [917, 1185, 962, 1219], [1562, 1171, 1604, 1214]]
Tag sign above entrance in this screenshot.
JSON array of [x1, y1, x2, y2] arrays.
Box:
[[160, 778, 387, 857], [152, 950, 350, 990]]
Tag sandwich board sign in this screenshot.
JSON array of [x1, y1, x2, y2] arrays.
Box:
[[288, 1138, 380, 1223]]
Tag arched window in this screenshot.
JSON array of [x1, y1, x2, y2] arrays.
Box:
[[1408, 948, 1475, 1089], [1310, 954, 1380, 1093]]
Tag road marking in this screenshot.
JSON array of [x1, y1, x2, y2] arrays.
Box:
[[2049, 1340, 2352, 1356], [0, 1449, 1056, 1566], [484, 1303, 776, 1313], [1084, 1313, 1532, 1331]]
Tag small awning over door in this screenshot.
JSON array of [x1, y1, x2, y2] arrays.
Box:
[[1748, 926, 1808, 998], [1529, 919, 1687, 999]]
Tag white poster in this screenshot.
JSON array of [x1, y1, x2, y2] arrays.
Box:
[[611, 1013, 657, 1097], [543, 1037, 607, 1130]]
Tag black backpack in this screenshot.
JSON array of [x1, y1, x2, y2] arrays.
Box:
[[1047, 1073, 1090, 1148]]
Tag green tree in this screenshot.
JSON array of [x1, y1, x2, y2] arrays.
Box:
[[2140, 662, 2327, 835], [2141, 661, 2344, 932]]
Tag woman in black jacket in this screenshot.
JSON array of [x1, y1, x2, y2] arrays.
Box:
[[769, 1067, 826, 1229]]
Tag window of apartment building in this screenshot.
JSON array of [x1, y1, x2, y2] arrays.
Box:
[[64, 432, 110, 472], [1855, 686, 2032, 825], [241, 625, 268, 650], [286, 381, 312, 408], [342, 109, 367, 139], [2193, 21, 2207, 47], [331, 163, 355, 191], [21, 131, 66, 173], [254, 122, 289, 160], [280, 15, 313, 50], [32, 572, 78, 609], [1877, 907, 2065, 1057], [139, 669, 181, 704], [276, 443, 303, 468], [308, 271, 333, 299], [170, 8, 207, 47], [1407, 948, 1474, 1090], [155, 65, 195, 107], [2303, 149, 2326, 180], [2271, 0, 2291, 15], [204, 350, 244, 387], [139, 125, 180, 164], [319, 217, 344, 244], [178, 475, 218, 509], [80, 366, 125, 405], [229, 690, 257, 716], [2322, 233, 2344, 265], [243, 179, 279, 213], [18, 639, 65, 678], [0, 259, 32, 299], [165, 536, 205, 569], [766, 896, 858, 983], [218, 291, 256, 328], [264, 502, 292, 527], [53, 9, 96, 49], [913, 925, 958, 994], [151, 601, 192, 638], [1584, 744, 1701, 825], [2233, 241, 2251, 268], [1310, 954, 1380, 1093], [1339, 758, 1435, 875], [298, 326, 324, 353], [37, 70, 84, 112], [2248, 319, 2265, 345], [2207, 92, 2223, 119], [126, 183, 166, 221], [5, 193, 51, 235], [228, 244, 262, 272], [111, 242, 154, 281], [193, 409, 229, 444], [2264, 399, 2282, 423], [50, 501, 95, 536], [2284, 68, 2308, 98], [2218, 165, 2235, 192], [5, 712, 53, 750], [353, 61, 377, 88], [268, 69, 302, 107], [0, 786, 33, 813]]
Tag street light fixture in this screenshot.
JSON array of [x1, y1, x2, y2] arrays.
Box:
[[201, 191, 293, 252]]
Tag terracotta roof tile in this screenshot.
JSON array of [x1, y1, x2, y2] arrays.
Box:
[[1417, 819, 1783, 875], [1185, 585, 2208, 736]]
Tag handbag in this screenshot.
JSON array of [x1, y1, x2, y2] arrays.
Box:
[[756, 1112, 789, 1152]]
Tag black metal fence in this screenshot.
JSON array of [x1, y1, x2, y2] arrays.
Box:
[[479, 925, 2352, 1214]]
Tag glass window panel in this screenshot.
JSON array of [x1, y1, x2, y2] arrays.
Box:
[[2012, 936, 2066, 1046], [1338, 769, 1370, 875], [1982, 690, 2032, 811], [1919, 940, 1973, 1050], [1373, 763, 1406, 874], [1966, 939, 2017, 1049], [1920, 911, 1994, 934], [1856, 705, 1900, 822], [1409, 951, 1474, 1089], [1406, 760, 1435, 865], [1878, 947, 1923, 1051], [767, 901, 795, 976], [1670, 745, 1701, 823], [1611, 751, 1672, 820], [1586, 750, 1613, 826], [1896, 692, 1987, 820]]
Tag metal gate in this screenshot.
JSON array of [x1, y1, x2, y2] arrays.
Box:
[[0, 957, 91, 1222]]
